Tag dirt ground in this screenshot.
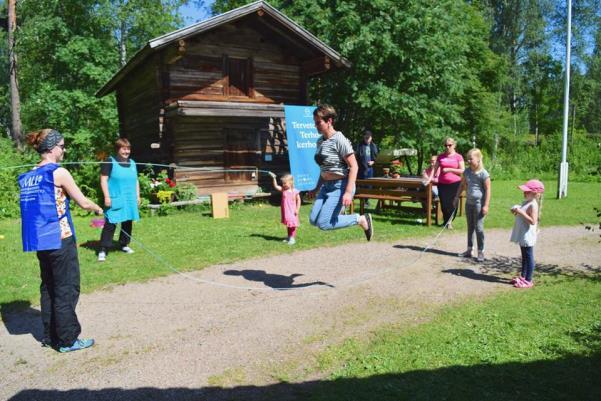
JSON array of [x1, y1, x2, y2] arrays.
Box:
[[1, 225, 600, 401]]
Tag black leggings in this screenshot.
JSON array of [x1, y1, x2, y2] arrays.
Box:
[[37, 236, 81, 348], [99, 219, 133, 252], [438, 182, 461, 225]]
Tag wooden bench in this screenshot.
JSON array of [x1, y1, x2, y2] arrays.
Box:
[[351, 178, 465, 226], [351, 177, 434, 226]]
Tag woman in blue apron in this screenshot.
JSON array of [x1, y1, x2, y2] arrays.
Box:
[[97, 138, 140, 261], [19, 129, 103, 352]]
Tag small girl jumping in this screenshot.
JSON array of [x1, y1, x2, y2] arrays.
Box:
[[510, 179, 544, 288], [455, 148, 491, 262], [271, 173, 301, 245]]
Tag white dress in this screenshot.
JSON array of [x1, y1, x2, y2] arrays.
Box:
[[510, 200, 538, 247]]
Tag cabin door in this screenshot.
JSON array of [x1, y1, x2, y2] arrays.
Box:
[[223, 128, 260, 183]]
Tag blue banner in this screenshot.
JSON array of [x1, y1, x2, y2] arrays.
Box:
[[284, 105, 320, 191]]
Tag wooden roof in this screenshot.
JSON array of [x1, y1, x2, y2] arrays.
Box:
[[97, 0, 350, 97]]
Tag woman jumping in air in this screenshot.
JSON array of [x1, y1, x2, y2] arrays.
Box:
[[309, 104, 373, 241]]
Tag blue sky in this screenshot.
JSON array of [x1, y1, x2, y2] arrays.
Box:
[[180, 1, 215, 25]]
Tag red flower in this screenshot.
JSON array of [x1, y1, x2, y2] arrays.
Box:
[[169, 181, 176, 188]]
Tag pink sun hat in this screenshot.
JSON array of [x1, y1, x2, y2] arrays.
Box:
[[518, 179, 545, 193]]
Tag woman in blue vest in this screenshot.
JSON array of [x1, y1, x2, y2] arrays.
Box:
[[97, 138, 140, 262], [19, 129, 103, 352]]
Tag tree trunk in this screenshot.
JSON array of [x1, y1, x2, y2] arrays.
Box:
[[120, 18, 127, 66], [8, 0, 23, 150], [534, 104, 539, 145]]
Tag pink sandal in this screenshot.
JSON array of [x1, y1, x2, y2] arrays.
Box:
[[511, 276, 525, 284], [514, 279, 533, 288]]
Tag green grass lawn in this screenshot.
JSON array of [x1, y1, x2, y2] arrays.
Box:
[[0, 180, 599, 399], [0, 180, 598, 306], [308, 274, 601, 401]]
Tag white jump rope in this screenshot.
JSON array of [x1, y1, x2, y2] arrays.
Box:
[[4, 161, 456, 293]]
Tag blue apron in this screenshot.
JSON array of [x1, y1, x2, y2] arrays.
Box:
[[105, 157, 140, 224], [19, 163, 76, 252]]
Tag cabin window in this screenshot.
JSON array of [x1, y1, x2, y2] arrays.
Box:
[[225, 57, 253, 97]]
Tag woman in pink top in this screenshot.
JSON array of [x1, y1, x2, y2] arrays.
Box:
[[425, 137, 464, 228]]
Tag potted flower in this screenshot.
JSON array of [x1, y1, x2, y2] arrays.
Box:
[[149, 171, 177, 204], [389, 160, 403, 179]]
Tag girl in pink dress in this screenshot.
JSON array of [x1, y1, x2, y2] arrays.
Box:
[[271, 173, 301, 245]]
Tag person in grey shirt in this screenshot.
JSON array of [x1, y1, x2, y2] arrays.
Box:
[[309, 105, 373, 241], [454, 148, 491, 262]]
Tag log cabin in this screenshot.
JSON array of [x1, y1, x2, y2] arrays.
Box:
[[96, 0, 350, 195]]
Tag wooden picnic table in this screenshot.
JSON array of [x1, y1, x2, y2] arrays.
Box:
[[351, 177, 464, 226]]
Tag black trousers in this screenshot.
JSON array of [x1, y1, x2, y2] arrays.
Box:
[[99, 219, 132, 252], [438, 181, 461, 226], [37, 236, 81, 348]]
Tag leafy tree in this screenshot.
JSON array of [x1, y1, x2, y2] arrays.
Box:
[[8, 0, 199, 162], [214, 0, 503, 172], [581, 21, 601, 134], [0, 27, 11, 138], [15, 0, 120, 161], [97, 0, 200, 66]]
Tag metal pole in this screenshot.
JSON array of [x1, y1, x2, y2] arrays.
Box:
[[557, 0, 571, 199]]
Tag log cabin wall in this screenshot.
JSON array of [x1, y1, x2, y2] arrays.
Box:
[[164, 23, 304, 105], [171, 115, 290, 195], [98, 2, 351, 197], [162, 19, 309, 194], [115, 54, 163, 163], [169, 116, 269, 195]]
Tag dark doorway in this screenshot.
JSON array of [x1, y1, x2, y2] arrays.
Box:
[[223, 128, 259, 183]]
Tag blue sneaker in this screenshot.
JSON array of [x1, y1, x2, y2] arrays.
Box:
[[59, 338, 95, 353]]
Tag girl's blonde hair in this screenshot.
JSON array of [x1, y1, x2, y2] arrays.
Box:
[[280, 174, 294, 189], [523, 190, 543, 224], [534, 192, 543, 223], [466, 148, 484, 172]]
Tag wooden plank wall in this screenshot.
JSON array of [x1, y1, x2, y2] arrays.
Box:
[[172, 115, 292, 194], [166, 24, 303, 105], [115, 54, 162, 163], [173, 116, 263, 193]]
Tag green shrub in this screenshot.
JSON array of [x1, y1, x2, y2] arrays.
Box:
[[175, 182, 198, 201], [489, 131, 601, 181], [0, 137, 37, 218]]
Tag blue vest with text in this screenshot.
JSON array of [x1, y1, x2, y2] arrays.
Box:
[[19, 164, 76, 252]]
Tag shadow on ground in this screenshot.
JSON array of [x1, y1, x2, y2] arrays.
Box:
[[223, 269, 334, 289], [8, 351, 601, 401], [395, 244, 601, 283], [394, 244, 458, 257], [79, 239, 125, 253], [249, 233, 287, 242], [0, 300, 43, 342]]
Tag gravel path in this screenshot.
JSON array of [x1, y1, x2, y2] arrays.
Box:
[[1, 225, 599, 400]]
